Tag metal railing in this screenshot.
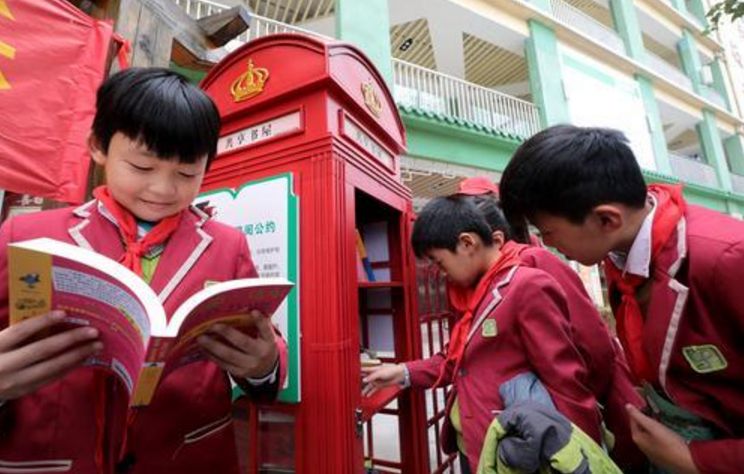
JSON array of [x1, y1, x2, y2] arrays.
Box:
[[392, 59, 541, 139], [175, 0, 540, 139], [174, 0, 225, 18], [549, 0, 626, 55], [669, 152, 719, 187], [173, 0, 332, 43], [731, 173, 744, 195], [241, 14, 332, 42], [645, 50, 693, 91]]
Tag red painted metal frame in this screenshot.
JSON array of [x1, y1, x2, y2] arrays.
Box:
[[200, 34, 431, 473], [415, 261, 459, 473]]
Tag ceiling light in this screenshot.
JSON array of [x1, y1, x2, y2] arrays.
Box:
[[399, 38, 414, 52]]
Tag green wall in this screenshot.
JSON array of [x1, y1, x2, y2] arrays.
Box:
[[402, 111, 520, 172], [526, 21, 570, 126], [336, 0, 393, 84]]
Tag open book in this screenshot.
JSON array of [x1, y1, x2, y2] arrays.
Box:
[[7, 237, 293, 406]]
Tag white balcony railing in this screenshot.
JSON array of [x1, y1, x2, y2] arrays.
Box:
[[393, 59, 541, 139], [731, 173, 744, 195], [549, 0, 626, 55], [175, 0, 541, 140], [645, 51, 693, 91], [174, 0, 225, 18], [173, 0, 331, 43], [669, 152, 719, 187]]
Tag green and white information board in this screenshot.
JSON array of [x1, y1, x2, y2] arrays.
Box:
[[196, 173, 301, 403]]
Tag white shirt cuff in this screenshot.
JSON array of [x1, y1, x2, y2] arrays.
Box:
[[244, 360, 279, 386], [400, 364, 411, 388]]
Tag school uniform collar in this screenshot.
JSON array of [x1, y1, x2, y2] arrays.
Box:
[[93, 201, 167, 258], [608, 194, 657, 278], [69, 200, 214, 307], [465, 266, 520, 345]]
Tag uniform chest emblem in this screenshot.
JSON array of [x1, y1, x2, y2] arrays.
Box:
[[682, 344, 727, 373], [481, 319, 498, 338]]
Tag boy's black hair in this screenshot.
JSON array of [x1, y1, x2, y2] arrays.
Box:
[[92, 67, 221, 167], [499, 125, 647, 226], [465, 195, 519, 243], [412, 195, 494, 258]]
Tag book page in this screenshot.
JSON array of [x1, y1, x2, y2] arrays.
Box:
[[50, 260, 150, 395], [163, 280, 292, 372], [8, 239, 156, 396]]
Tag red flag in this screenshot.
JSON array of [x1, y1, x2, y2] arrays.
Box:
[[0, 0, 114, 204]]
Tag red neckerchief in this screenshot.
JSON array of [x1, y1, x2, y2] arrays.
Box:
[[435, 241, 525, 387], [603, 184, 686, 384], [93, 185, 183, 276], [446, 241, 529, 314], [92, 186, 186, 471]]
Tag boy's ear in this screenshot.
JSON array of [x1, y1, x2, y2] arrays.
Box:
[[592, 204, 624, 232], [457, 232, 478, 250], [88, 134, 106, 166], [491, 230, 506, 249]]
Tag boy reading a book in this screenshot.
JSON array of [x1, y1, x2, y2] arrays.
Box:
[[366, 195, 602, 473], [0, 68, 287, 473], [498, 124, 744, 473]]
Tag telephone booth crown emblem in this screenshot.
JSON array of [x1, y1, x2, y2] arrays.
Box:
[[361, 81, 382, 117], [230, 59, 269, 102]]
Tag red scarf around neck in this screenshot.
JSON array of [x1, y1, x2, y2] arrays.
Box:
[[435, 240, 526, 387], [90, 186, 185, 471], [603, 184, 686, 384], [93, 186, 183, 276]]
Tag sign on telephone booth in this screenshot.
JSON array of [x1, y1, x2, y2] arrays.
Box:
[[198, 34, 430, 473]]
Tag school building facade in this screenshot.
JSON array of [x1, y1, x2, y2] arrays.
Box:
[[173, 0, 744, 213], [168, 0, 744, 306], [1, 2, 741, 471]]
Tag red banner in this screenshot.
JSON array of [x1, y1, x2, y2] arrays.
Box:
[[0, 0, 114, 204]]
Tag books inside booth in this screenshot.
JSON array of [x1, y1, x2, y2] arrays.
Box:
[[355, 190, 408, 466]]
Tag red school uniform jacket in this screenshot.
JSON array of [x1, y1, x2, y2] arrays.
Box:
[[411, 246, 645, 468], [518, 247, 645, 467], [411, 265, 601, 473], [608, 205, 744, 473], [519, 246, 617, 395], [0, 201, 288, 474]]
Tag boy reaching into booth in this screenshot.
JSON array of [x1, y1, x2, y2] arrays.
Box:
[[365, 178, 644, 471], [366, 194, 604, 473], [455, 178, 645, 469], [0, 68, 287, 473], [499, 124, 744, 474]]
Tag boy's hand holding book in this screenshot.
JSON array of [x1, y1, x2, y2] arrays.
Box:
[[198, 310, 279, 379], [0, 310, 102, 400], [7, 238, 293, 406]]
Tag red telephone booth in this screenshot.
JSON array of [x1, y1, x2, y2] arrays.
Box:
[[199, 34, 430, 473]]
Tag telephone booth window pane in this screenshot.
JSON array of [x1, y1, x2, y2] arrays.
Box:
[[258, 410, 295, 473], [363, 412, 402, 470]]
